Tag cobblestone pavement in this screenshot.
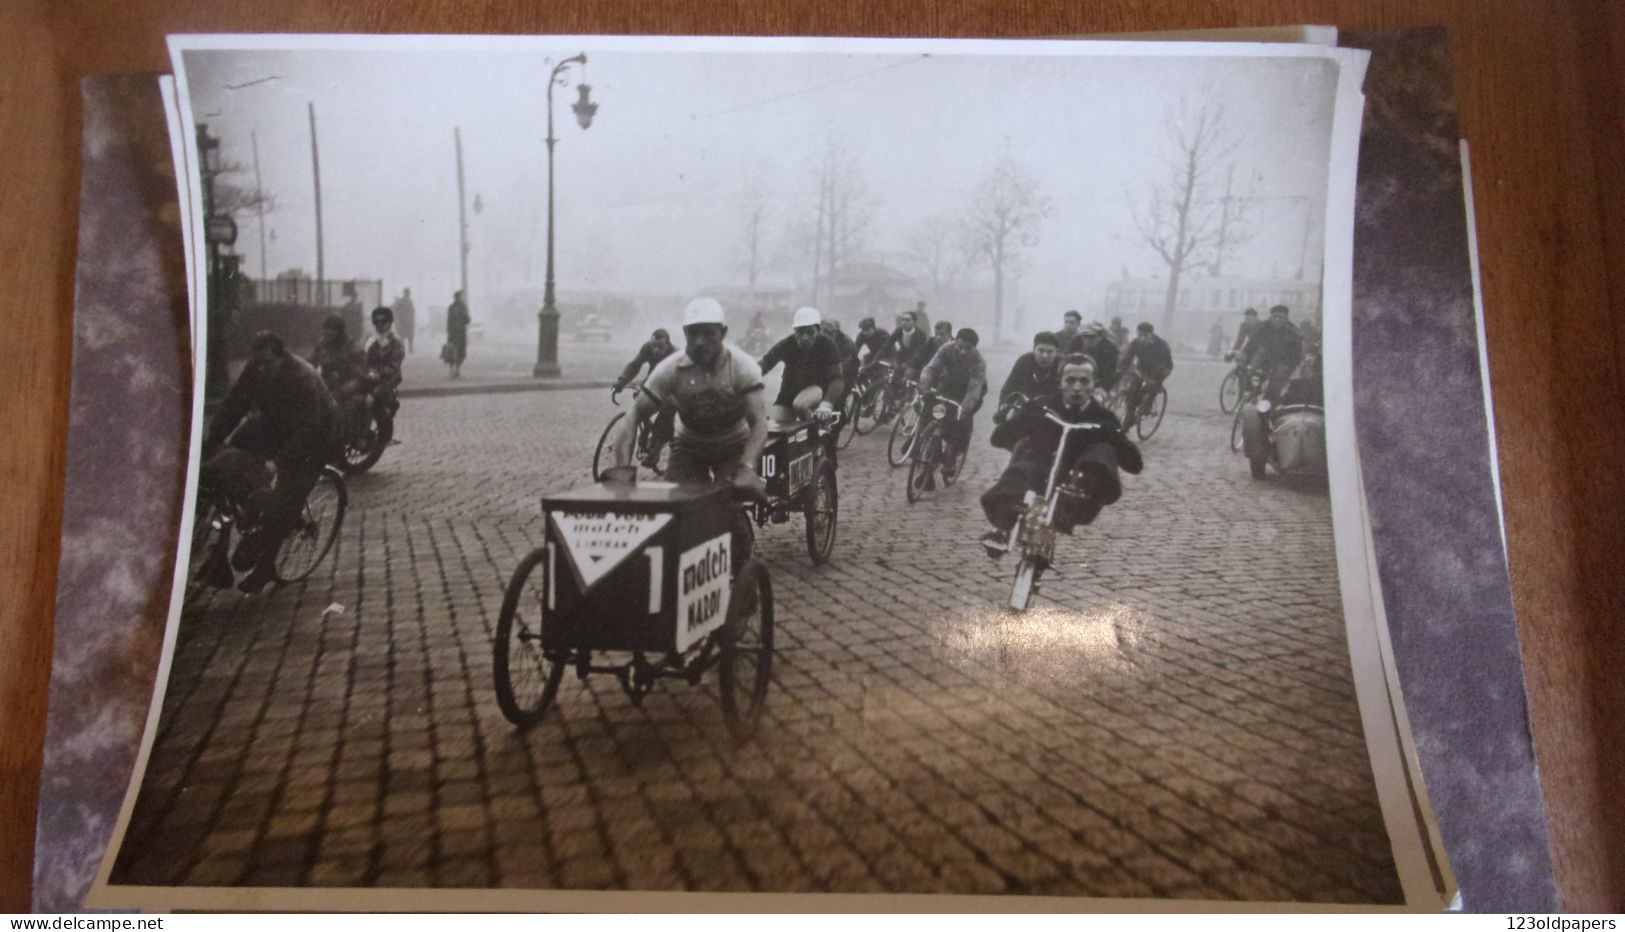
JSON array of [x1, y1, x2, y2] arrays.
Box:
[[114, 354, 1403, 904]]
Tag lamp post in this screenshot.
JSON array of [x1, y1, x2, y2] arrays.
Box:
[[197, 124, 237, 399], [534, 53, 597, 378]]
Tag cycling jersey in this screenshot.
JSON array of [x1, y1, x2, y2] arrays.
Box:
[[642, 343, 764, 450]]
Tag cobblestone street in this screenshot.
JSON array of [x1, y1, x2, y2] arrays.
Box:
[[113, 354, 1403, 904]]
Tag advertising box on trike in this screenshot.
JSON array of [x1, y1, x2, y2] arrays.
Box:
[[493, 479, 775, 741]]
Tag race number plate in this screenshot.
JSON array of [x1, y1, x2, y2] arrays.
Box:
[[787, 453, 814, 496]]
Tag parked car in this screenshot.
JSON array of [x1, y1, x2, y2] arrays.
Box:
[[573, 312, 613, 342]]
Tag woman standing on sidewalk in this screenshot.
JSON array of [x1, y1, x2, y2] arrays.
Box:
[[443, 290, 470, 379]]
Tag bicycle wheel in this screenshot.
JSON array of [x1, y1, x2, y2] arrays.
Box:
[[837, 391, 861, 449], [803, 461, 838, 565], [184, 496, 229, 606], [494, 546, 565, 727], [273, 468, 347, 583], [592, 412, 627, 480], [636, 419, 667, 476], [853, 383, 881, 436], [718, 557, 774, 742], [1219, 369, 1241, 414], [906, 423, 940, 504], [888, 402, 920, 467], [1136, 387, 1168, 440], [1230, 406, 1247, 453], [1009, 555, 1041, 612]]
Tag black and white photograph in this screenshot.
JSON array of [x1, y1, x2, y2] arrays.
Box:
[[90, 34, 1445, 910]]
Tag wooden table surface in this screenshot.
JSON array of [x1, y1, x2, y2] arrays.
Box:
[[3, 0, 1621, 912]]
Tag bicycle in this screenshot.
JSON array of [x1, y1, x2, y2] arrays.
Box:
[[1219, 355, 1255, 414], [1119, 367, 1168, 441], [185, 457, 348, 604], [591, 385, 668, 480], [886, 381, 924, 467]]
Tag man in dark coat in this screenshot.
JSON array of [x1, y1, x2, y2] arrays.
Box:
[[979, 355, 1143, 558], [203, 331, 341, 593], [444, 290, 470, 379], [996, 330, 1062, 419]]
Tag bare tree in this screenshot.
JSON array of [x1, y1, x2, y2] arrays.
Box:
[[1131, 92, 1241, 329], [904, 211, 964, 304], [795, 134, 873, 311], [959, 153, 1053, 341], [733, 171, 775, 291]]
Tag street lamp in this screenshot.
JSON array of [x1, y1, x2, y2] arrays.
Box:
[[534, 53, 597, 378]]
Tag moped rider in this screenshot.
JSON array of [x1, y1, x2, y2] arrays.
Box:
[[758, 306, 845, 423], [1245, 304, 1305, 405], [608, 297, 769, 499], [978, 355, 1143, 558]]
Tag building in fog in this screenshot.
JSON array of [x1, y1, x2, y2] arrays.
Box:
[[1104, 273, 1323, 351]]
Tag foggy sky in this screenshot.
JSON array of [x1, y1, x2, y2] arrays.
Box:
[[181, 39, 1339, 331]]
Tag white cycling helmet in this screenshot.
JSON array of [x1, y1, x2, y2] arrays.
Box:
[[682, 297, 726, 328], [791, 306, 822, 329]]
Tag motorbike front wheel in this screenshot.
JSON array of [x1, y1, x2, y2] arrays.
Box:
[[493, 546, 566, 727], [1230, 406, 1247, 453], [340, 411, 392, 475], [1009, 555, 1042, 612]]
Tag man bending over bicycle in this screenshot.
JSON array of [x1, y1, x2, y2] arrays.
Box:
[[979, 355, 1143, 557], [613, 328, 678, 466], [757, 306, 845, 424], [916, 327, 987, 479], [203, 330, 342, 593], [1118, 321, 1174, 429], [608, 298, 769, 501]]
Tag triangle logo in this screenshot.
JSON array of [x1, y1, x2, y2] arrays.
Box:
[[548, 510, 673, 593]]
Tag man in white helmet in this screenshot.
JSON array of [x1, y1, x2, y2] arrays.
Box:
[[608, 297, 768, 496], [757, 306, 845, 424]]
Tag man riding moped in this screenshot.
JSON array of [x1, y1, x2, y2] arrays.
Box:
[[979, 355, 1143, 558], [757, 306, 845, 426]]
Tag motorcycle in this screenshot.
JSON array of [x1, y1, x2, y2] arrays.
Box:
[[999, 411, 1106, 612], [1238, 358, 1326, 481], [336, 388, 398, 475]]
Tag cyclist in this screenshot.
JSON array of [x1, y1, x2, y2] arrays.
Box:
[[608, 297, 768, 498], [889, 307, 932, 386], [1118, 321, 1174, 429], [202, 330, 341, 593], [820, 316, 858, 387], [916, 327, 987, 484], [926, 320, 954, 358], [1074, 321, 1120, 391], [995, 331, 1062, 423], [1231, 307, 1261, 355], [979, 355, 1143, 558], [612, 328, 678, 466], [758, 306, 845, 423], [1245, 304, 1305, 405], [1109, 316, 1130, 350], [1058, 309, 1086, 355], [853, 316, 890, 371]]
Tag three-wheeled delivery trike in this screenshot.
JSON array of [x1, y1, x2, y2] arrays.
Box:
[[492, 479, 775, 741]]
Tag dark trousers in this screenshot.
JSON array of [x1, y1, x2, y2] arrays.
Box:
[[1262, 362, 1297, 405], [666, 439, 747, 485], [204, 417, 326, 574], [980, 442, 1122, 533]]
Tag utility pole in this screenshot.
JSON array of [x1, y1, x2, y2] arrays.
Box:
[[252, 129, 268, 281], [456, 127, 470, 310], [308, 102, 325, 304]]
